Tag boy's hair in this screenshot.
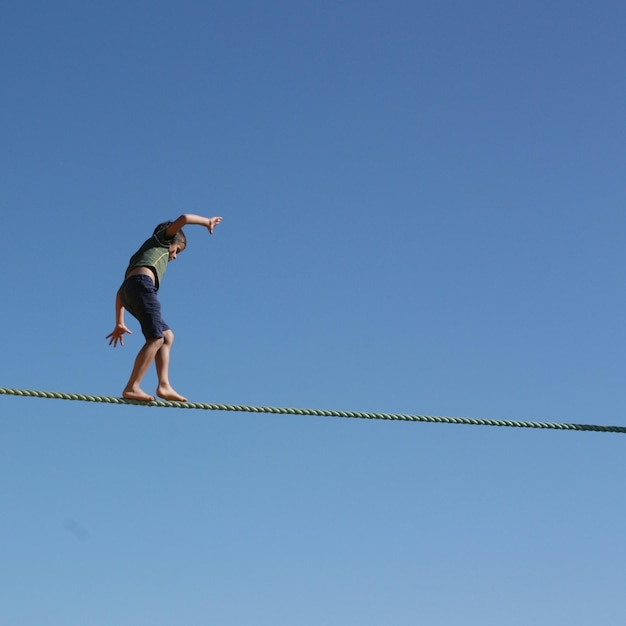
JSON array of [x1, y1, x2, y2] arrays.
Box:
[[155, 221, 187, 248]]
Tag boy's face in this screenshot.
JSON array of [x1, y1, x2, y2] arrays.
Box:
[[168, 243, 185, 261]]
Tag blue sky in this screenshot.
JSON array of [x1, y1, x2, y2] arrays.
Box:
[[2, 1, 626, 624]]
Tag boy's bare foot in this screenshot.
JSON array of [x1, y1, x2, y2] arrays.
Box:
[[123, 388, 155, 402], [156, 384, 188, 402]]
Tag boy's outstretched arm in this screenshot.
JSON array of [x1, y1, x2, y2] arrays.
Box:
[[106, 289, 132, 347], [165, 214, 223, 238]]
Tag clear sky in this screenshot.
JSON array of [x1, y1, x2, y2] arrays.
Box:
[[2, 1, 626, 624]]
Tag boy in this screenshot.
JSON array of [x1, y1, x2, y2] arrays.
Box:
[[107, 214, 223, 402]]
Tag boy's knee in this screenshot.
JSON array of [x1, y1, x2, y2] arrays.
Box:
[[163, 329, 174, 344]]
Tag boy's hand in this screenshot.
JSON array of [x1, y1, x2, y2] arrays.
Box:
[[207, 216, 223, 234], [106, 324, 132, 347]]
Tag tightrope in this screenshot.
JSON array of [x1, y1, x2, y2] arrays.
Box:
[[1, 387, 624, 434]]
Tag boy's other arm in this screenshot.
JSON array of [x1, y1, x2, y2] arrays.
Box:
[[165, 214, 223, 238], [106, 290, 133, 347]]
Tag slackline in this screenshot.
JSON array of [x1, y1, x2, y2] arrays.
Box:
[[0, 387, 624, 434]]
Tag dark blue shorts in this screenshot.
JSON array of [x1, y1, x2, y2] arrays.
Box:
[[119, 275, 170, 340]]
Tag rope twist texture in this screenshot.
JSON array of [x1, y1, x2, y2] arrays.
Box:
[[1, 387, 624, 434]]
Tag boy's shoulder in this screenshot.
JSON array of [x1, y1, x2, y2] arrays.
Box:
[[152, 222, 175, 246]]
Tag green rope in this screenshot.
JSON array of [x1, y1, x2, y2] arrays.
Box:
[[0, 386, 624, 434]]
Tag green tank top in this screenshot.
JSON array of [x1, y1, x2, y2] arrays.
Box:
[[125, 227, 173, 290]]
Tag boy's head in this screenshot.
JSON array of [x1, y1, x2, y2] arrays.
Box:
[[168, 241, 184, 261]]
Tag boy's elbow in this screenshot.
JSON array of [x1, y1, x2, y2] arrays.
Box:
[[168, 214, 192, 230], [169, 214, 203, 231]]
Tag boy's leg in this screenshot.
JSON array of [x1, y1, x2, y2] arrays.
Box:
[[123, 337, 164, 402], [155, 329, 188, 402]]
